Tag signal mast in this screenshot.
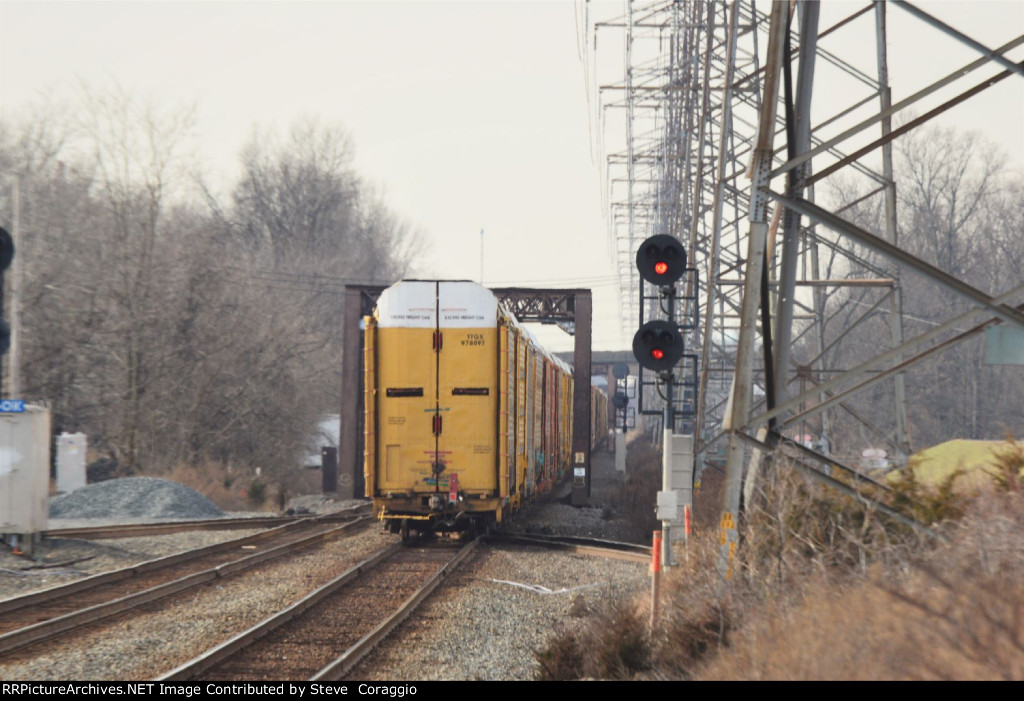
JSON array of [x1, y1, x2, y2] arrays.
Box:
[[632, 235, 695, 565]]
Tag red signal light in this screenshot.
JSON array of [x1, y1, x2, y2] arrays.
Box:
[[636, 235, 687, 285], [633, 320, 683, 371]]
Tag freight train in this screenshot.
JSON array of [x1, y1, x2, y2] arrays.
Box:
[[363, 280, 608, 538]]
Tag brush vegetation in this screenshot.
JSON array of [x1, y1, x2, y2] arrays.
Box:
[[535, 437, 1024, 680], [900, 439, 1016, 491]]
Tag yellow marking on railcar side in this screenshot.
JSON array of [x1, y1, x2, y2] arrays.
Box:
[[499, 324, 510, 505], [438, 326, 498, 492], [376, 326, 437, 493], [363, 316, 378, 499]]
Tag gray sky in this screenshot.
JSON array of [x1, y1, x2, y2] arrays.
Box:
[[1, 1, 1022, 353]]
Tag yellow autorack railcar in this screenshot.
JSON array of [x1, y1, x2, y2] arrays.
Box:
[[363, 280, 591, 538]]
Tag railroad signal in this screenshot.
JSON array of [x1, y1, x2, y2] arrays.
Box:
[[0, 227, 12, 273], [632, 320, 684, 372], [636, 234, 686, 286], [0, 226, 12, 356]]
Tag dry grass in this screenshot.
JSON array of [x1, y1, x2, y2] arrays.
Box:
[[536, 599, 653, 680], [986, 437, 1024, 493], [691, 464, 724, 532], [536, 437, 1024, 680], [161, 461, 319, 512], [164, 463, 258, 512], [606, 439, 662, 543], [699, 492, 1024, 680], [648, 534, 737, 678]]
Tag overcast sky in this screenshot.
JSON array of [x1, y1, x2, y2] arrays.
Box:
[[1, 1, 1021, 353]]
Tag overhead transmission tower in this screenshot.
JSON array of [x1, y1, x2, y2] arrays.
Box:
[[588, 0, 1024, 571]]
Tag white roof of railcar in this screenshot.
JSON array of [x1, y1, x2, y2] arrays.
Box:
[[375, 280, 575, 373], [376, 280, 497, 329]]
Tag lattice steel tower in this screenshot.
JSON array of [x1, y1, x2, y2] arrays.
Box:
[[587, 0, 1024, 572]]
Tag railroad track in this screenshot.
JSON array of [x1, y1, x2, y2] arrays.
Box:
[[46, 507, 369, 540], [161, 539, 478, 681], [484, 532, 651, 563], [0, 515, 372, 656]]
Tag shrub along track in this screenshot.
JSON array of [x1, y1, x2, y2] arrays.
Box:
[[0, 515, 372, 656], [161, 539, 479, 681]]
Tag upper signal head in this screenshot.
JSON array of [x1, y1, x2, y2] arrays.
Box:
[[635, 234, 686, 286]]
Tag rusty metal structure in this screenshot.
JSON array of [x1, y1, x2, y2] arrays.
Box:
[[587, 0, 1023, 575]]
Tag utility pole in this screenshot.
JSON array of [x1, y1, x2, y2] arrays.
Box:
[[9, 176, 21, 398]]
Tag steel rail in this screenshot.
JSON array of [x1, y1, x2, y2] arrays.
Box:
[[0, 517, 371, 655], [312, 539, 479, 681], [46, 509, 368, 540], [0, 520, 312, 615], [157, 543, 405, 681], [483, 533, 650, 564], [159, 540, 477, 682]]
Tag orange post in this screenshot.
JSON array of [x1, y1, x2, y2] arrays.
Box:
[[650, 530, 662, 628], [652, 530, 662, 572]]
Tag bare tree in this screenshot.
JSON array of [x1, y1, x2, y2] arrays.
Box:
[[1, 94, 426, 481], [224, 118, 426, 428], [69, 86, 198, 472], [818, 124, 1024, 452]]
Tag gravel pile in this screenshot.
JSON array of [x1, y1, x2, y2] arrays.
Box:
[[49, 477, 224, 521]]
